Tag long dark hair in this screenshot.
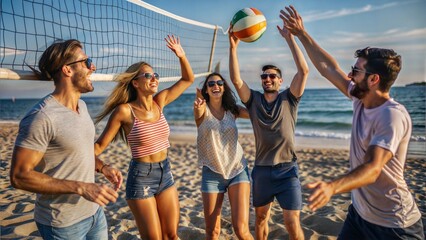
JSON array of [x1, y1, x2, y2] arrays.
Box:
[[201, 72, 239, 115]]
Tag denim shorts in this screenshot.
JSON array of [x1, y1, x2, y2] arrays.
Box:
[[126, 158, 175, 200], [36, 207, 107, 240], [338, 204, 425, 240], [201, 166, 250, 193], [252, 162, 302, 210]]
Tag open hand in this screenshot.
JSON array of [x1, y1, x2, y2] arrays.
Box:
[[228, 24, 240, 49], [279, 5, 305, 36], [165, 35, 185, 58]]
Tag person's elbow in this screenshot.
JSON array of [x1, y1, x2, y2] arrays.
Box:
[[368, 166, 383, 184], [10, 168, 27, 190], [299, 63, 309, 76]]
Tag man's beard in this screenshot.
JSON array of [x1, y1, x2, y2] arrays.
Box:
[[350, 76, 369, 99], [73, 71, 94, 93]]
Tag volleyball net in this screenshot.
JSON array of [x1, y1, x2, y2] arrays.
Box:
[[0, 0, 228, 82]]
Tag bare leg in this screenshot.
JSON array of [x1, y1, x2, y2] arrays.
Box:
[[156, 186, 180, 240], [202, 191, 224, 240], [228, 182, 253, 240], [127, 198, 162, 239], [255, 203, 272, 240], [283, 209, 304, 240]]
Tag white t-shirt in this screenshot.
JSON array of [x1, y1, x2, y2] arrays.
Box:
[[348, 82, 421, 228], [197, 105, 246, 179]]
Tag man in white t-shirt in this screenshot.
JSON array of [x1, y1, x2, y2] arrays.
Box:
[[281, 5, 424, 239]]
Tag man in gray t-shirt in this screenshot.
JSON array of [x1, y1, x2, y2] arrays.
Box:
[[282, 5, 424, 239], [10, 39, 122, 240], [229, 9, 309, 239]]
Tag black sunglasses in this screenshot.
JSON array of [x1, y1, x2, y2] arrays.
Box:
[[207, 80, 224, 87], [134, 72, 160, 80], [351, 66, 374, 76], [260, 73, 279, 80], [66, 58, 92, 69]]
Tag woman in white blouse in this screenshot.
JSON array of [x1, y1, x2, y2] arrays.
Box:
[[194, 72, 253, 240]]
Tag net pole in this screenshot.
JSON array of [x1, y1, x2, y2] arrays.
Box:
[[208, 26, 218, 73]]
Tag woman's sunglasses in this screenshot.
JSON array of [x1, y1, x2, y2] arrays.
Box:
[[260, 73, 279, 80], [66, 58, 92, 69], [207, 80, 224, 87], [134, 72, 160, 80]]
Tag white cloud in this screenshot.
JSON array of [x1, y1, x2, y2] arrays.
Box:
[[322, 28, 426, 48], [302, 2, 405, 22]]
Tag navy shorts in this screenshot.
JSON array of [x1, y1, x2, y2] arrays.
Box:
[[126, 158, 175, 200], [201, 166, 250, 193], [252, 162, 302, 210], [339, 204, 425, 240]]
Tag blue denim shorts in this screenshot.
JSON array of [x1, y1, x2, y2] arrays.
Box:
[[126, 158, 175, 200], [201, 166, 250, 193], [252, 162, 302, 210], [338, 204, 425, 240], [36, 207, 107, 240]]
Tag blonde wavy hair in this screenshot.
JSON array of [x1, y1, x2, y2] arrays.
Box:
[[95, 61, 151, 142]]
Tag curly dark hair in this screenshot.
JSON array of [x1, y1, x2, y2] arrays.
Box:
[[201, 72, 239, 116], [355, 47, 402, 92]]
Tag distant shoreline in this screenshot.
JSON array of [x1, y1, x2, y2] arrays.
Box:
[[406, 81, 426, 87]]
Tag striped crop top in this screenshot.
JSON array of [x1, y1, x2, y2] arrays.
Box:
[[127, 103, 170, 158]]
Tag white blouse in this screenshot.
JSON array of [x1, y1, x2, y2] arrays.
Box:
[[197, 105, 247, 179]]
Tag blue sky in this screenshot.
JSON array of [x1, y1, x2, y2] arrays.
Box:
[[142, 0, 425, 88], [1, 0, 425, 98]]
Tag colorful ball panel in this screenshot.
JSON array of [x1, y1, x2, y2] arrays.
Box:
[[231, 8, 267, 42]]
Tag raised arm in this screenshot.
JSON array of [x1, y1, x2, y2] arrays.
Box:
[[155, 35, 195, 107], [281, 5, 351, 97], [193, 88, 206, 127], [277, 13, 309, 97], [228, 29, 251, 103]]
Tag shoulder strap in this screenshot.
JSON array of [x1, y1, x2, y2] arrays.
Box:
[[127, 103, 136, 117]]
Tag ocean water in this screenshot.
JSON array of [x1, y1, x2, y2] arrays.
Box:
[[1, 86, 425, 157]]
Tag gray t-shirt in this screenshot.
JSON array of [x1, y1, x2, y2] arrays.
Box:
[[14, 94, 98, 227], [244, 89, 299, 165], [348, 82, 421, 228]]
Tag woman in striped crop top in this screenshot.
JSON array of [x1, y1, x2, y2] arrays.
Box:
[[194, 73, 253, 239], [94, 35, 194, 240]]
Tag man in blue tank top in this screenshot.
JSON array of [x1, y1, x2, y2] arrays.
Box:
[[229, 10, 309, 239], [10, 39, 123, 240]]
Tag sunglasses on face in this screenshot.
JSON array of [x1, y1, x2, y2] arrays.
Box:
[[66, 58, 92, 69], [134, 72, 160, 80], [207, 80, 224, 87], [351, 66, 374, 77], [260, 73, 279, 80]]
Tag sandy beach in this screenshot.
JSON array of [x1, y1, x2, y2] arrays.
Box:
[[1, 122, 424, 239]]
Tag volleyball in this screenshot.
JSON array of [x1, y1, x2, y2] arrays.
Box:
[[231, 8, 267, 43]]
